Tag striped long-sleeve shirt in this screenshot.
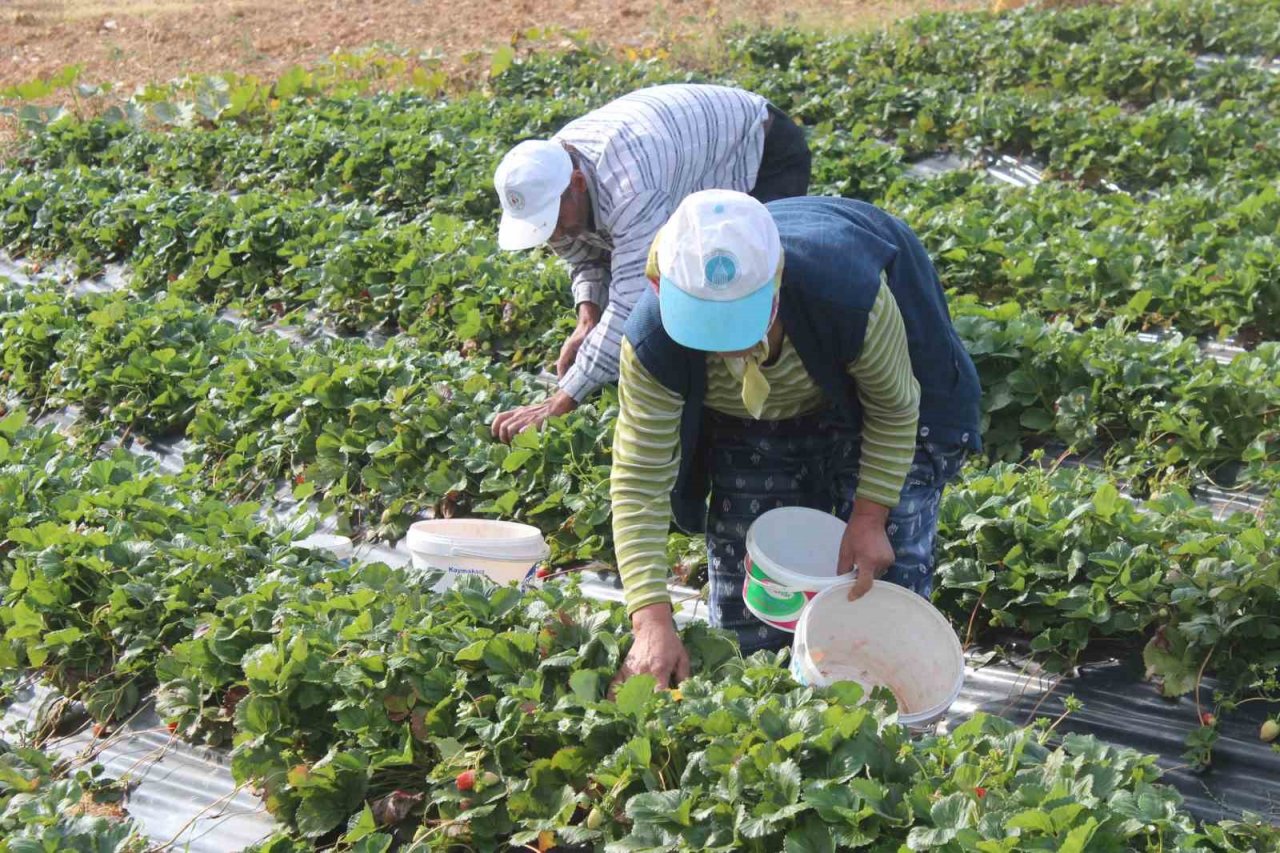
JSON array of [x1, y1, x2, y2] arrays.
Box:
[[611, 280, 921, 615], [548, 84, 771, 402]]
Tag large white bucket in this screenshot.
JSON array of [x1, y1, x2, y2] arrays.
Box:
[[791, 580, 965, 726], [742, 507, 850, 631], [405, 519, 548, 587]]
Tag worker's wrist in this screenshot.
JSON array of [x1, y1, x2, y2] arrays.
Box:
[[850, 499, 891, 524], [547, 390, 578, 417], [576, 301, 602, 328], [557, 365, 596, 403], [630, 602, 676, 634]]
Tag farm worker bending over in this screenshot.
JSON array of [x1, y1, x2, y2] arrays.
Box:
[[609, 190, 982, 688], [489, 83, 812, 442]]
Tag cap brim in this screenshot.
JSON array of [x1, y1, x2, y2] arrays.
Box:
[[659, 277, 775, 352], [498, 196, 561, 251]]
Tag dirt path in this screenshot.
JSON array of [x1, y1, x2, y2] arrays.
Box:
[[2, 0, 987, 91]]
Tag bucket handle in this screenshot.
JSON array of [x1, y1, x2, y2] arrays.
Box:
[[448, 544, 547, 561]]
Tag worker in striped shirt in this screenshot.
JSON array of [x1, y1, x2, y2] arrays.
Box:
[[610, 191, 982, 688], [489, 83, 811, 443]]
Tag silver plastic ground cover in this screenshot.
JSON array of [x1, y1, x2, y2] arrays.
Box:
[[1, 684, 279, 851], [1194, 53, 1280, 75]]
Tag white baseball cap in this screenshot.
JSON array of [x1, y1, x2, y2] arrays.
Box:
[[493, 140, 573, 250], [656, 190, 782, 352]]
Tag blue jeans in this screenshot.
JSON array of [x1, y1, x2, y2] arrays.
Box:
[[704, 410, 968, 653]]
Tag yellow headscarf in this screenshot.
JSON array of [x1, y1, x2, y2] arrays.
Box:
[[647, 228, 783, 419]]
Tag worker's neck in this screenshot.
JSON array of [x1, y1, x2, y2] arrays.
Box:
[[762, 319, 784, 367]]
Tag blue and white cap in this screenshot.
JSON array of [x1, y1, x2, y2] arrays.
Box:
[[656, 189, 782, 352]]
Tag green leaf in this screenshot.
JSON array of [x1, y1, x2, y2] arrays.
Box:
[[908, 792, 974, 849], [482, 635, 529, 675], [1006, 809, 1056, 834], [454, 640, 487, 663], [343, 805, 379, 842], [1019, 408, 1055, 431], [628, 790, 692, 828], [151, 101, 180, 125], [613, 674, 657, 719], [1124, 289, 1154, 315], [1058, 817, 1099, 853], [207, 249, 234, 280], [569, 670, 600, 704], [623, 736, 651, 767], [785, 815, 835, 853], [1092, 482, 1120, 519], [490, 46, 515, 78], [236, 696, 281, 735], [41, 627, 83, 646], [502, 448, 535, 472], [492, 489, 519, 515], [275, 65, 310, 99], [825, 681, 865, 707], [296, 792, 355, 838], [0, 409, 28, 436], [767, 759, 803, 805], [930, 792, 973, 830], [1142, 634, 1198, 696]]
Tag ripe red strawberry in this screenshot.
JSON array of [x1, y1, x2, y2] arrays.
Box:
[[167, 722, 178, 733], [456, 769, 476, 791], [294, 474, 305, 485], [974, 786, 987, 798], [535, 565, 551, 580]]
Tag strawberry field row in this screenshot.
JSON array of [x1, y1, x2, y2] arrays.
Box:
[[3, 153, 1279, 344], [2, 278, 1276, 552], [0, 414, 1277, 848]]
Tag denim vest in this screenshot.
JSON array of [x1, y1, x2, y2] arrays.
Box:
[[625, 197, 982, 533]]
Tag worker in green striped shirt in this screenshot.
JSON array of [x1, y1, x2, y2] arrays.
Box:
[[610, 191, 982, 688]]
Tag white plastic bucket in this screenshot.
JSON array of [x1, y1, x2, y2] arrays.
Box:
[[405, 519, 549, 587], [742, 507, 850, 631], [294, 533, 354, 564], [791, 580, 965, 726]]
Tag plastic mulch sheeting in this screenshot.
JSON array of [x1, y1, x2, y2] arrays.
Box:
[[1, 684, 280, 850], [955, 655, 1280, 826]]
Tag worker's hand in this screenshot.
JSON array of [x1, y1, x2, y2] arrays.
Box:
[[611, 603, 690, 694], [838, 502, 896, 602], [491, 390, 577, 444], [556, 302, 601, 378]]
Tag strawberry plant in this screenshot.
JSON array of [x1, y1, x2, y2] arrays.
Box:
[[0, 741, 146, 850]]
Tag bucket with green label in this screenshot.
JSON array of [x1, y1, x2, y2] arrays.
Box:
[[741, 507, 849, 632]]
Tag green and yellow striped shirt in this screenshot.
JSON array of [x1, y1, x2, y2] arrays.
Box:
[[611, 281, 921, 615]]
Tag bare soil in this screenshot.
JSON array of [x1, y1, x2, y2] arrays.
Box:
[[1, 0, 989, 91]]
